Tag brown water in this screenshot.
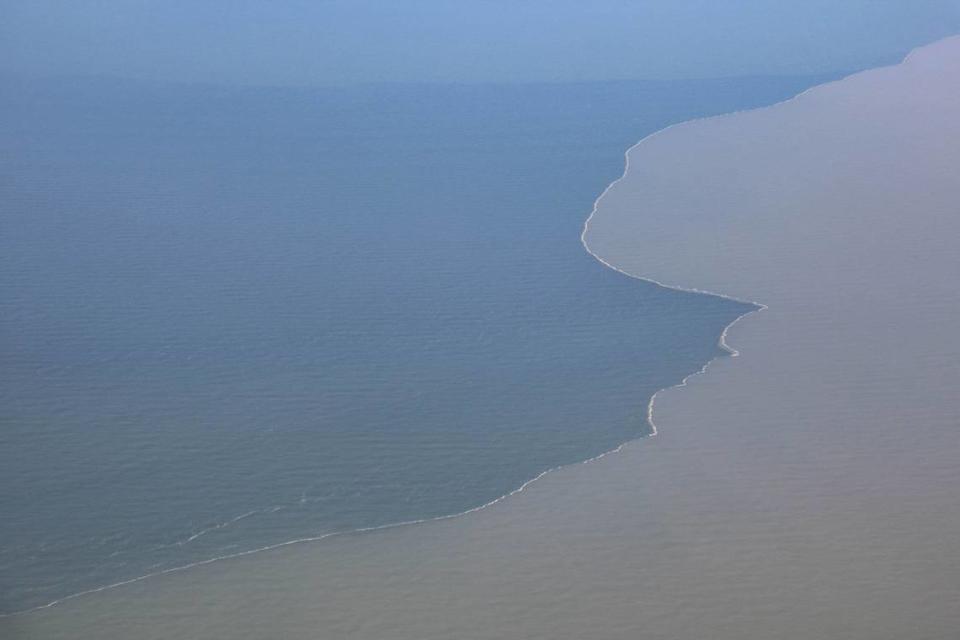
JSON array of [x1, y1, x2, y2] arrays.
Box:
[[6, 35, 960, 640]]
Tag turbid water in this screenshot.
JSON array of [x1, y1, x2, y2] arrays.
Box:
[[6, 35, 957, 639]]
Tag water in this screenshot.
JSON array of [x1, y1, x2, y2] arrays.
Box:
[[0, 75, 829, 613], [10, 37, 954, 640]]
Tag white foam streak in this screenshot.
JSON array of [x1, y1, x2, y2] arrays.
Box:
[[178, 510, 260, 546]]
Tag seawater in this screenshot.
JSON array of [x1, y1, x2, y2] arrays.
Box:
[[1, 75, 823, 613]]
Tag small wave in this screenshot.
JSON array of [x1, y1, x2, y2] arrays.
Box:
[[177, 510, 260, 546]]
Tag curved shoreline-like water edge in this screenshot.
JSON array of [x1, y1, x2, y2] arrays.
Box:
[[16, 33, 958, 640], [5, 44, 932, 619], [2, 196, 746, 622], [578, 38, 947, 442], [4, 414, 644, 618], [7, 73, 821, 616]]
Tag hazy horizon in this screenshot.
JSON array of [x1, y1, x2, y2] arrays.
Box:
[[3, 1, 960, 87]]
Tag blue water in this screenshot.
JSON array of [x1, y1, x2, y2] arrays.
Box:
[[1, 74, 827, 613]]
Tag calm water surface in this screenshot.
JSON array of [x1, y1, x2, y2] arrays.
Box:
[[1, 74, 825, 613]]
